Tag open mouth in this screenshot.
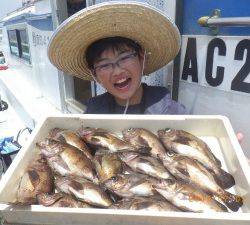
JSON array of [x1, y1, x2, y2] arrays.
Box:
[[114, 77, 132, 90]]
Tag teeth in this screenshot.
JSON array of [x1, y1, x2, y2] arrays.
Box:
[[116, 78, 127, 84]]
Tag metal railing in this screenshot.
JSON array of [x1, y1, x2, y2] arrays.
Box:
[[198, 9, 250, 34]]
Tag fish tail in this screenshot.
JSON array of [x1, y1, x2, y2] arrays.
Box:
[[214, 169, 235, 189], [219, 191, 243, 212]]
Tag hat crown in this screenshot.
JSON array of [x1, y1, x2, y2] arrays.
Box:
[[48, 1, 181, 80]]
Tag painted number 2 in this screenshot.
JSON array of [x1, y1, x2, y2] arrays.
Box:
[[231, 39, 250, 93], [182, 38, 250, 94]]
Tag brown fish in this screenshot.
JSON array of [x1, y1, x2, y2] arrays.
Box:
[[37, 139, 97, 183], [55, 176, 112, 208], [93, 153, 123, 183], [158, 128, 235, 189], [162, 152, 243, 211], [154, 179, 228, 212], [118, 151, 173, 180], [49, 128, 93, 160], [78, 127, 138, 152], [122, 128, 167, 160], [104, 173, 156, 198], [17, 156, 53, 204], [111, 197, 181, 211], [37, 193, 91, 208]]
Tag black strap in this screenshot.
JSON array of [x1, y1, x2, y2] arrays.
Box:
[[15, 127, 32, 146], [0, 100, 8, 111], [0, 154, 5, 175]]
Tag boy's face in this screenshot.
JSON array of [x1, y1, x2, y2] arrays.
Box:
[[93, 46, 144, 102]]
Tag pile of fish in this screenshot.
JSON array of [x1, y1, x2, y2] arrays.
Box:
[[16, 127, 243, 213]]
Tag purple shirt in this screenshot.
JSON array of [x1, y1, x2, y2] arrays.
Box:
[[85, 83, 187, 114]]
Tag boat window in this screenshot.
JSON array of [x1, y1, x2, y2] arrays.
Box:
[[67, 0, 86, 16], [66, 0, 92, 104], [7, 30, 20, 57], [7, 29, 31, 63], [19, 29, 31, 62], [0, 57, 5, 64]]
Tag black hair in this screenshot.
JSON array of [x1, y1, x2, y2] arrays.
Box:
[[85, 36, 142, 69]]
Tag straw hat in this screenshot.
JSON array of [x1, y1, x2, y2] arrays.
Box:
[[48, 1, 181, 81]]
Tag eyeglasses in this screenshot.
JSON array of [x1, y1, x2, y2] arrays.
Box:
[[93, 52, 138, 76]]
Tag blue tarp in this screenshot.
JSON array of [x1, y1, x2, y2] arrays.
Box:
[[0, 136, 20, 154]]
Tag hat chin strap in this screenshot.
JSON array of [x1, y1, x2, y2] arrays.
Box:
[[90, 70, 99, 83], [123, 49, 146, 115]]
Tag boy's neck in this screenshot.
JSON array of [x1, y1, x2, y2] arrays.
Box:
[[115, 85, 143, 106]]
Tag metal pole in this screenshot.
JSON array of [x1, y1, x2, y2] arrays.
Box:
[[207, 17, 250, 27], [199, 16, 250, 27]]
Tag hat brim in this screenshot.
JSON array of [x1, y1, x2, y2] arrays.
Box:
[[48, 1, 181, 81]]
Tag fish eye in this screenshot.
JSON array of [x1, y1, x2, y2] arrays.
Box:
[[111, 176, 118, 182], [164, 128, 171, 132], [167, 150, 175, 157], [127, 128, 135, 132]]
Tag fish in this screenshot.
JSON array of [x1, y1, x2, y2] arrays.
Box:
[[17, 156, 53, 204], [154, 179, 228, 212], [111, 197, 181, 211], [158, 128, 235, 189], [49, 128, 93, 160], [122, 128, 167, 160], [162, 152, 243, 211], [37, 192, 91, 208], [55, 176, 112, 208], [78, 127, 140, 152], [104, 173, 156, 198], [93, 153, 123, 183], [117, 151, 173, 180], [37, 139, 97, 183]]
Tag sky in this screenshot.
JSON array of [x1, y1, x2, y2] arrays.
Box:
[[0, 0, 22, 21]]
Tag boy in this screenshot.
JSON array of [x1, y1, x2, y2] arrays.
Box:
[[48, 1, 186, 114]]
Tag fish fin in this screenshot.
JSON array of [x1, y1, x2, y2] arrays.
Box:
[[137, 147, 152, 155], [137, 136, 150, 147], [176, 167, 190, 179], [48, 128, 64, 138], [91, 137, 102, 143], [174, 136, 192, 145], [37, 193, 64, 206], [56, 135, 67, 143], [137, 157, 153, 165], [174, 159, 191, 179], [70, 180, 84, 191], [28, 170, 40, 187], [49, 155, 71, 175], [220, 191, 243, 212], [214, 169, 235, 189], [162, 160, 189, 180]]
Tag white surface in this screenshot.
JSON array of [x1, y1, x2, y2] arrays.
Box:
[[34, 0, 52, 14], [0, 68, 61, 128], [29, 25, 62, 110], [1, 21, 63, 111], [0, 115, 249, 225], [180, 35, 250, 94], [0, 19, 62, 128], [0, 97, 25, 138], [179, 35, 250, 159]]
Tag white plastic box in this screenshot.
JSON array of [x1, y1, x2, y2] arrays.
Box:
[[0, 114, 250, 225]]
